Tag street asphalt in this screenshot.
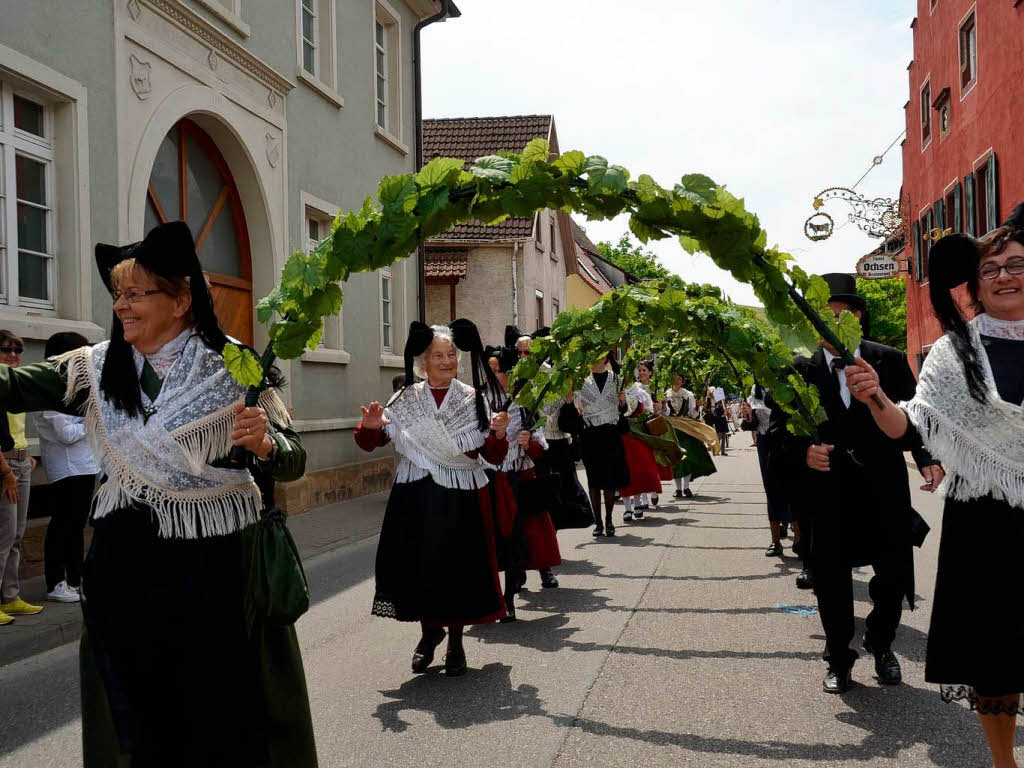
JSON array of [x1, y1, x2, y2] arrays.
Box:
[[0, 435, 1019, 767]]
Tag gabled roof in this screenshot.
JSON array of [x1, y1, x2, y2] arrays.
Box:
[[424, 248, 469, 281], [565, 217, 640, 287], [423, 115, 555, 242]]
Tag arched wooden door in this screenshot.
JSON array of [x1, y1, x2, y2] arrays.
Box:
[[144, 118, 253, 345]]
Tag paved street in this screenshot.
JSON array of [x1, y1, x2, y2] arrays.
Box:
[[1, 438, 1017, 767]]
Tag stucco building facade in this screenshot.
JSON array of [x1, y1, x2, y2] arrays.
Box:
[[0, 0, 459, 533]]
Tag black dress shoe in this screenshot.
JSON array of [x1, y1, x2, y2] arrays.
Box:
[[822, 667, 852, 694], [444, 649, 468, 677], [764, 542, 783, 557], [683, 488, 693, 498], [605, 515, 616, 537], [795, 568, 814, 590], [864, 641, 902, 685], [623, 510, 633, 522], [633, 508, 644, 520], [411, 629, 446, 673], [500, 597, 517, 623], [651, 494, 659, 507], [673, 489, 683, 499], [592, 523, 605, 537], [540, 569, 559, 589]]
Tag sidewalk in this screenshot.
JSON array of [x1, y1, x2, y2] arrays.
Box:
[[0, 491, 390, 668]]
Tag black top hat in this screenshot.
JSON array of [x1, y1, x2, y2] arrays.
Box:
[[820, 273, 866, 313]]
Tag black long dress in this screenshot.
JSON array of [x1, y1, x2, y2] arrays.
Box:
[[922, 334, 1024, 713]]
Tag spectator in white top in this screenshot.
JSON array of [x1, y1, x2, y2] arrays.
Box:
[[36, 332, 99, 603]]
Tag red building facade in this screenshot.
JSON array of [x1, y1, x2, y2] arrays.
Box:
[[901, 0, 1024, 372]]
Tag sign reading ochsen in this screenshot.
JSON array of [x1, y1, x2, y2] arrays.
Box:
[[856, 252, 901, 279]]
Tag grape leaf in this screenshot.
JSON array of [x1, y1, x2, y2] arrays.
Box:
[[584, 156, 629, 193], [552, 150, 586, 175], [470, 155, 515, 183], [282, 251, 327, 298], [805, 275, 831, 308], [222, 343, 263, 388], [379, 174, 419, 213], [674, 174, 717, 205], [416, 157, 464, 189], [835, 310, 863, 353], [520, 138, 551, 164]]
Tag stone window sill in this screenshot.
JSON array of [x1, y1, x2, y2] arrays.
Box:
[[192, 0, 251, 37], [380, 353, 404, 369], [0, 311, 105, 343], [297, 69, 344, 108], [374, 126, 409, 155], [301, 348, 351, 365]]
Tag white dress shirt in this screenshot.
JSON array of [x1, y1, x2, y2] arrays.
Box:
[[34, 411, 100, 482], [821, 346, 861, 409]]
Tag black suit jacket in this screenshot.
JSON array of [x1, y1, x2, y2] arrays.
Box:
[[781, 341, 936, 600]]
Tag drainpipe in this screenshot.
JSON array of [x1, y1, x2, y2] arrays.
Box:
[[414, 0, 460, 322], [511, 240, 520, 327]]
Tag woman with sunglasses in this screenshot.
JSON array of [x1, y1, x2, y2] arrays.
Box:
[[844, 212, 1024, 768], [0, 331, 42, 625], [0, 223, 317, 766]]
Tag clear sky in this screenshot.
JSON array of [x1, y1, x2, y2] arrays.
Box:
[[422, 1, 915, 305]]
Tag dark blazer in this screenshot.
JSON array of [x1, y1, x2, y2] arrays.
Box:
[[781, 340, 937, 603]]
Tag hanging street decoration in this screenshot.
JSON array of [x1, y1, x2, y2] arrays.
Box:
[[805, 187, 903, 241]]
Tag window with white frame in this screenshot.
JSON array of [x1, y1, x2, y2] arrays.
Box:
[[0, 81, 55, 309], [380, 265, 393, 352], [373, 2, 401, 140], [959, 10, 977, 94], [297, 0, 339, 102]]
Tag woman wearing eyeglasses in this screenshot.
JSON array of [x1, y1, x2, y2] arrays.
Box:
[[0, 222, 317, 766], [845, 214, 1024, 768], [0, 331, 42, 625]]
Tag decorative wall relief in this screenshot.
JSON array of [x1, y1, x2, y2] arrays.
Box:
[[265, 133, 281, 168], [127, 0, 142, 21], [208, 50, 219, 71], [129, 55, 153, 100]]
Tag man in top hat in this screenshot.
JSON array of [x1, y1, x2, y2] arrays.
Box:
[[783, 273, 943, 694]]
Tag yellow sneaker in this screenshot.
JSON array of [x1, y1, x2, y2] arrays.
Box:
[[0, 610, 13, 625], [0, 598, 43, 615]]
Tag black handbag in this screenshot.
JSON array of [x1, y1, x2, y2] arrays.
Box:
[[243, 507, 310, 632]]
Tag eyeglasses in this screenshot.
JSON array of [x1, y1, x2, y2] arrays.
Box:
[[978, 258, 1024, 280], [111, 288, 164, 304], [0, 346, 23, 355]]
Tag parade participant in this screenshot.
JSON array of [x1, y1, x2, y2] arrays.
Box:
[[787, 273, 941, 695], [662, 374, 717, 498], [485, 346, 561, 621], [631, 359, 661, 512], [0, 330, 41, 624], [356, 320, 509, 677], [742, 385, 797, 558], [568, 353, 630, 537], [618, 361, 663, 521], [0, 222, 317, 766], [845, 224, 1023, 768], [516, 329, 590, 583]]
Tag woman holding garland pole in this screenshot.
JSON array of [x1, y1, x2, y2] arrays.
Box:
[[567, 353, 630, 538], [356, 320, 509, 676], [618, 360, 663, 521], [0, 222, 317, 766], [662, 374, 717, 498], [485, 346, 561, 621], [845, 221, 1024, 768]]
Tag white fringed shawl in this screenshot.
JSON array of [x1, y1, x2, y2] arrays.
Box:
[[488, 401, 546, 473], [383, 379, 491, 490], [576, 372, 621, 428], [57, 338, 291, 539], [901, 314, 1024, 508]]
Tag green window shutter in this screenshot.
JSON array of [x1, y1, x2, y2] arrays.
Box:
[[924, 209, 934, 282], [952, 183, 963, 233], [986, 153, 999, 232], [912, 220, 922, 281], [964, 173, 977, 236], [934, 198, 945, 233]]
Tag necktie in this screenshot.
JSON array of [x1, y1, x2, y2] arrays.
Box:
[[829, 358, 848, 408]]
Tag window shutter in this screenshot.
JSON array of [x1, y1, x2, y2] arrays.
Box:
[[924, 209, 934, 282], [912, 220, 922, 281], [986, 153, 999, 232], [933, 198, 944, 233], [964, 173, 977, 236], [952, 183, 962, 233]]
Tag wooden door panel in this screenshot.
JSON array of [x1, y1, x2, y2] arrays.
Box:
[[209, 280, 253, 346]]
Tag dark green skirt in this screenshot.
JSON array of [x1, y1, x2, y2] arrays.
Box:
[[666, 427, 716, 480], [80, 509, 318, 767]]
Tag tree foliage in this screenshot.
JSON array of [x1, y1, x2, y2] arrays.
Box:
[[857, 277, 907, 351], [596, 234, 670, 280]]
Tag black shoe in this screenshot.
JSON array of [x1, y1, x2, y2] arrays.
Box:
[[651, 495, 659, 507], [764, 542, 783, 557], [683, 488, 693, 498], [411, 628, 445, 673], [864, 640, 902, 685], [605, 515, 616, 537], [795, 568, 814, 590], [623, 510, 633, 522], [540, 569, 559, 589], [500, 596, 517, 623], [779, 524, 789, 539], [673, 489, 683, 499], [444, 649, 468, 677], [592, 521, 605, 537], [822, 667, 852, 694], [633, 508, 644, 520]]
